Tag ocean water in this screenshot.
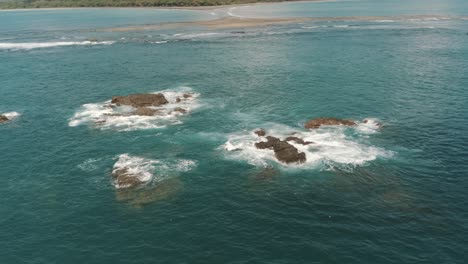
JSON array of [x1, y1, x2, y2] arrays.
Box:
[[1, 1, 468, 263]]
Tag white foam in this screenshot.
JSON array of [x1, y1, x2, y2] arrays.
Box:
[[2, 111, 20, 120], [356, 118, 382, 134], [0, 41, 114, 51], [374, 20, 396, 23], [333, 25, 350, 28], [112, 154, 159, 189], [77, 158, 101, 172], [112, 154, 196, 189], [223, 123, 393, 170], [68, 87, 200, 131]]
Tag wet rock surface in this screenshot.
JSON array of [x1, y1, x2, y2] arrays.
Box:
[[111, 93, 169, 108], [173, 107, 187, 114], [285, 136, 313, 145], [254, 129, 266, 137], [305, 117, 356, 129], [131, 107, 162, 116], [112, 168, 146, 189], [0, 115, 9, 124], [255, 135, 306, 164], [363, 118, 383, 127]]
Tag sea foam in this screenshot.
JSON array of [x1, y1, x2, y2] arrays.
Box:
[[223, 120, 392, 170], [0, 41, 114, 51], [2, 111, 21, 120], [68, 87, 200, 131], [112, 154, 196, 189]]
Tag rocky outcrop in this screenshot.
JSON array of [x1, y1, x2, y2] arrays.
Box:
[[111, 93, 168, 108], [255, 136, 306, 164], [254, 129, 266, 137], [0, 115, 9, 124], [285, 136, 313, 145], [305, 117, 356, 129], [112, 168, 145, 189]]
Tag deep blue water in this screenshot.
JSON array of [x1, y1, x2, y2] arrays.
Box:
[[1, 1, 468, 263]]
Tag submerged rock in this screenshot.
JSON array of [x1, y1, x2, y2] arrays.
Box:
[[173, 107, 187, 114], [285, 136, 313, 145], [305, 117, 356, 129], [363, 118, 383, 127], [132, 107, 162, 116], [255, 136, 306, 164], [254, 129, 266, 137], [112, 168, 146, 189], [111, 93, 168, 108], [116, 178, 182, 208], [0, 115, 9, 124], [255, 166, 278, 180]]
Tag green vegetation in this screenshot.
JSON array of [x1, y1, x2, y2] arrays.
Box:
[[0, 0, 292, 8]]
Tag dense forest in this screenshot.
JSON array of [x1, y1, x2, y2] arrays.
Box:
[[0, 0, 290, 8]]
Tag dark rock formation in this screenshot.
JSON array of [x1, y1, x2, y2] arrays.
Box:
[[112, 168, 145, 189], [254, 129, 266, 137], [305, 117, 356, 129], [173, 107, 187, 114], [255, 136, 306, 164], [132, 107, 161, 116], [0, 115, 9, 124], [285, 136, 313, 145], [111, 93, 168, 108], [182, 93, 192, 99]]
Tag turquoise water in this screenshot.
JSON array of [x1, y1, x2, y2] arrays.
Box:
[[1, 1, 468, 263]]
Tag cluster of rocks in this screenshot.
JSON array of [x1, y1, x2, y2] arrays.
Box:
[[107, 93, 192, 117], [304, 117, 382, 129], [0, 114, 9, 124], [304, 117, 356, 129], [254, 129, 309, 164], [252, 117, 382, 165]]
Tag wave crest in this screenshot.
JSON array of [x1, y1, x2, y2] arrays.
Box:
[[0, 41, 114, 51]]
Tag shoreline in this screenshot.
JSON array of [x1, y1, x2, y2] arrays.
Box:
[[99, 14, 459, 31], [0, 0, 330, 12]]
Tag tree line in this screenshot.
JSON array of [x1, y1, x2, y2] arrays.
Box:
[[0, 0, 288, 8]]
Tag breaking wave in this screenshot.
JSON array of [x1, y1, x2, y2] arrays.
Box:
[[68, 87, 200, 131], [222, 120, 392, 170], [0, 41, 114, 51], [2, 111, 21, 120], [112, 154, 196, 189]]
